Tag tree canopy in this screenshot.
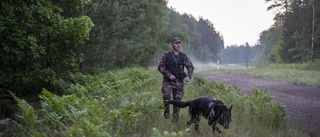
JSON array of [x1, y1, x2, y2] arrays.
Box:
[[261, 0, 320, 63], [0, 1, 224, 118], [0, 0, 93, 97], [221, 0, 320, 64]]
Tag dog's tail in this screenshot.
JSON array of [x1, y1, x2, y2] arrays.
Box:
[[166, 100, 191, 108]]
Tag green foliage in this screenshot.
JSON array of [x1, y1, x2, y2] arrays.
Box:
[[239, 88, 285, 126], [159, 10, 224, 63], [306, 59, 320, 71], [6, 67, 302, 136], [80, 0, 167, 70], [0, 91, 16, 118], [40, 89, 112, 136], [1, 0, 226, 113], [0, 118, 11, 136], [263, 0, 320, 63], [9, 68, 163, 136], [0, 0, 93, 98], [151, 128, 190, 137], [258, 23, 283, 63], [223, 63, 320, 86], [257, 63, 320, 71], [220, 43, 259, 64], [2, 0, 311, 135], [190, 77, 286, 127], [10, 92, 41, 132]]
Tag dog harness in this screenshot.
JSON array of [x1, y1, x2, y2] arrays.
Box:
[[208, 99, 216, 118]]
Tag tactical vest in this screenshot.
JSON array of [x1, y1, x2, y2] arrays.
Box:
[[165, 52, 186, 80]]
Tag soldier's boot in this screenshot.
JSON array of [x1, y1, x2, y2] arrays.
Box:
[[172, 106, 180, 123], [164, 102, 170, 119]]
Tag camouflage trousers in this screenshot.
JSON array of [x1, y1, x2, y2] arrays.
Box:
[[161, 80, 184, 123]]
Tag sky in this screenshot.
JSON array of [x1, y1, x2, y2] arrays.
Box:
[[167, 0, 275, 46]]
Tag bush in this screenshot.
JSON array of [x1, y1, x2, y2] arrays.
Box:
[[7, 67, 289, 136]]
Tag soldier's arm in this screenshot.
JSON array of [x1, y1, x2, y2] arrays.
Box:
[[158, 54, 172, 78], [184, 55, 194, 79]]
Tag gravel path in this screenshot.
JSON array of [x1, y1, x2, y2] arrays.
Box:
[[202, 73, 320, 136]]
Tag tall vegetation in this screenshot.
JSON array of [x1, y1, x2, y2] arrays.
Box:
[[78, 0, 168, 70], [0, 0, 93, 117], [220, 43, 263, 64], [154, 10, 224, 64], [1, 67, 297, 137], [221, 0, 320, 65], [258, 22, 283, 63], [262, 0, 319, 63], [1, 0, 225, 112], [0, 0, 315, 135]]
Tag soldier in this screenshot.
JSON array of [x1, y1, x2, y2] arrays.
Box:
[[158, 37, 194, 123]]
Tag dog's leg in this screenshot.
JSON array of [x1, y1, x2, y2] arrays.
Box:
[[210, 122, 222, 134], [216, 126, 222, 134], [172, 106, 180, 123], [194, 116, 200, 133], [187, 117, 195, 127], [187, 114, 198, 127], [187, 115, 200, 133]]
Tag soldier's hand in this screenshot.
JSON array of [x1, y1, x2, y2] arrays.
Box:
[[183, 76, 191, 83], [169, 74, 176, 80]]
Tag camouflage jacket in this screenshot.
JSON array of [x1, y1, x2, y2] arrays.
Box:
[[158, 51, 194, 81]]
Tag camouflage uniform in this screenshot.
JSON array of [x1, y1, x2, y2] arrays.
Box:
[[158, 51, 194, 123]]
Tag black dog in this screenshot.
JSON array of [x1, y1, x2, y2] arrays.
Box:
[[166, 97, 232, 134]]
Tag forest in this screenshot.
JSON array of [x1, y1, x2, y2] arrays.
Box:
[[1, 0, 225, 106], [0, 0, 319, 136], [222, 0, 320, 64]]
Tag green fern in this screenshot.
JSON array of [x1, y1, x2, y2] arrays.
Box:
[[9, 67, 290, 136], [10, 92, 40, 128]]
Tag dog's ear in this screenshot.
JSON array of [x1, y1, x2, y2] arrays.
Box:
[[229, 105, 233, 110]]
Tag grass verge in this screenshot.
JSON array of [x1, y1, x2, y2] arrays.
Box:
[[199, 63, 320, 87]]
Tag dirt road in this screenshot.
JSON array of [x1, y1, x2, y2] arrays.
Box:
[[202, 73, 320, 136]]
